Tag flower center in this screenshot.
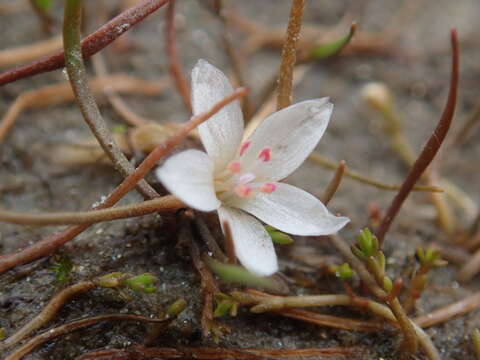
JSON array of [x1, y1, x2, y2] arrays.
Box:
[[214, 144, 277, 201]]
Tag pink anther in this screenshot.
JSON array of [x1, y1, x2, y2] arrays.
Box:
[[258, 147, 271, 162], [227, 162, 241, 173], [260, 182, 277, 194], [234, 184, 252, 198], [239, 141, 251, 156]]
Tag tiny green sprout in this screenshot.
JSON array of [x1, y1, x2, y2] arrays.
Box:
[[472, 328, 480, 359], [352, 228, 379, 260], [166, 298, 187, 317], [416, 248, 447, 269], [49, 256, 73, 284], [265, 225, 294, 245], [125, 273, 158, 294], [310, 22, 357, 59], [214, 293, 238, 318], [0, 327, 6, 340], [330, 263, 354, 280], [112, 124, 128, 134]]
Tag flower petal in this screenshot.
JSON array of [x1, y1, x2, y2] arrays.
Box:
[[156, 149, 220, 211], [241, 99, 333, 181], [229, 182, 349, 236], [191, 60, 244, 172], [218, 206, 278, 276]]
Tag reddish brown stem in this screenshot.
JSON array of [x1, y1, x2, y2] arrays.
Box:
[[0, 88, 247, 275], [375, 29, 459, 245], [165, 0, 191, 111], [0, 0, 171, 86]]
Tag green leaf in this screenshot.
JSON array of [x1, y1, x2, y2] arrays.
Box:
[[206, 258, 281, 292], [310, 22, 357, 59], [330, 263, 354, 280]]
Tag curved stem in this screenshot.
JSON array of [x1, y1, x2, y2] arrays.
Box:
[[63, 0, 158, 199], [0, 195, 184, 226]]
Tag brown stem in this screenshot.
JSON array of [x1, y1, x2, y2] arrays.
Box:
[[0, 0, 171, 86], [63, 0, 158, 200], [375, 29, 459, 245], [276, 0, 305, 110], [5, 315, 170, 360], [0, 195, 184, 226], [2, 280, 96, 349], [165, 0, 191, 111], [321, 160, 346, 205], [0, 88, 247, 275]]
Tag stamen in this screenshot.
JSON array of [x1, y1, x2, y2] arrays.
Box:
[[258, 147, 271, 162], [227, 161, 241, 173], [234, 184, 252, 198], [239, 141, 251, 156], [238, 172, 255, 184], [260, 182, 276, 194]]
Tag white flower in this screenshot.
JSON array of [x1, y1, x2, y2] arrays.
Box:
[[156, 60, 349, 276]]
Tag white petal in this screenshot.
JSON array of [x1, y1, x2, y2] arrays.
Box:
[[218, 206, 278, 276], [156, 149, 220, 211], [191, 60, 244, 172], [229, 182, 349, 236], [241, 99, 332, 181]]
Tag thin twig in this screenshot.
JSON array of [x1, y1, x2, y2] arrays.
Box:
[[375, 29, 459, 245], [276, 0, 304, 110], [0, 74, 167, 145], [0, 195, 184, 226], [91, 55, 150, 127], [2, 280, 96, 349], [236, 290, 439, 360], [0, 88, 247, 275], [63, 0, 158, 199], [193, 215, 228, 262], [0, 36, 62, 68], [77, 344, 359, 360], [414, 292, 480, 328], [0, 0, 171, 85], [321, 160, 345, 205], [309, 153, 442, 192], [165, 0, 191, 111], [5, 315, 170, 360]]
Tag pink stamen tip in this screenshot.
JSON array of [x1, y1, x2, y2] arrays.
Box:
[[234, 184, 252, 198], [239, 141, 251, 156], [227, 162, 241, 173], [258, 147, 271, 162], [260, 182, 276, 194]]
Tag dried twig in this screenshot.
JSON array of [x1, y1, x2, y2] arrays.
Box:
[[375, 29, 459, 245], [308, 153, 442, 192], [321, 160, 345, 205], [0, 88, 247, 275], [0, 195, 184, 226], [0, 36, 62, 68], [77, 344, 359, 360], [5, 315, 170, 360], [63, 0, 158, 199], [276, 0, 304, 110], [0, 74, 167, 145], [414, 292, 480, 328], [0, 0, 171, 85], [165, 0, 191, 111], [2, 280, 96, 349]]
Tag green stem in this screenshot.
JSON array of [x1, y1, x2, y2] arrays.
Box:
[[63, 0, 158, 199]]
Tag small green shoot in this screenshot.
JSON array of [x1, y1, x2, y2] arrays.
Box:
[[310, 22, 357, 59], [125, 273, 158, 294], [330, 263, 354, 280], [49, 256, 73, 284]]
